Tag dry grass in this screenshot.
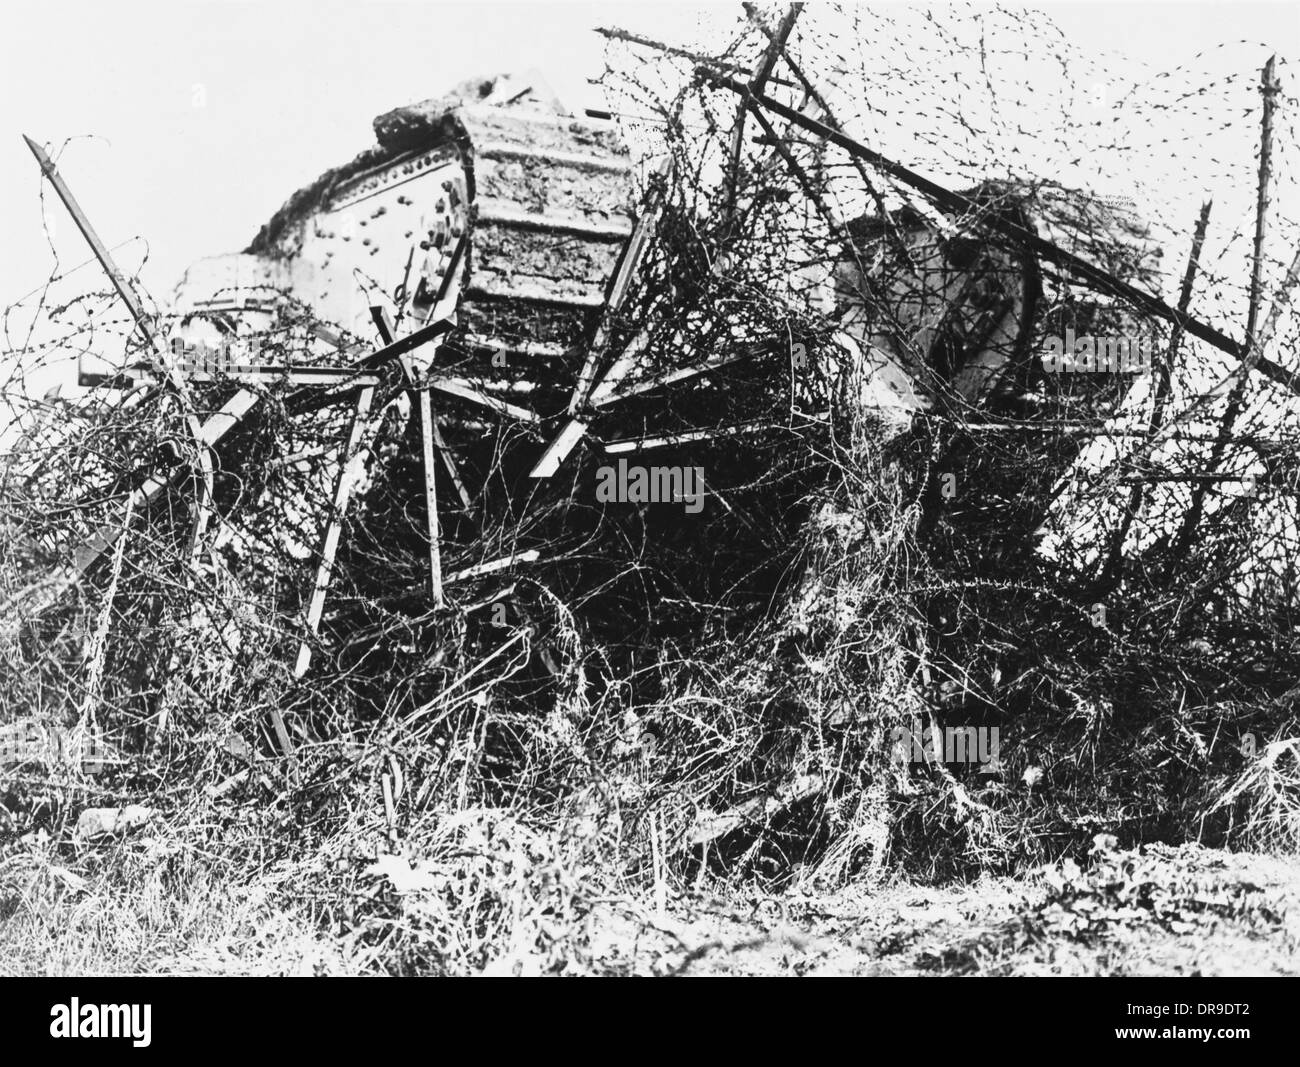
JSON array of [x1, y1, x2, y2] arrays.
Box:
[[12, 831, 1293, 975], [0, 832, 356, 975]]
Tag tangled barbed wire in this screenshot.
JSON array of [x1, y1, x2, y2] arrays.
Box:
[[1, 3, 1298, 896]]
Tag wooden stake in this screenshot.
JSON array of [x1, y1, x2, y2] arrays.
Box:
[[357, 317, 455, 369], [430, 417, 473, 510], [24, 134, 216, 557], [429, 378, 541, 423], [528, 157, 673, 480], [46, 389, 259, 595], [1100, 201, 1212, 585], [381, 773, 399, 849], [723, 4, 802, 222], [295, 384, 376, 679], [593, 347, 759, 407], [1174, 57, 1279, 557], [568, 157, 672, 414], [371, 305, 464, 589], [417, 370, 445, 609], [444, 550, 541, 584], [604, 422, 768, 453], [528, 418, 590, 478], [87, 363, 381, 389], [594, 26, 795, 83]]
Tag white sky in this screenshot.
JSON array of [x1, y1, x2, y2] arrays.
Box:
[[0, 0, 1296, 399], [1, 1, 1295, 304]]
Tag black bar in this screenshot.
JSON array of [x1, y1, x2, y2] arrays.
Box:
[[0, 976, 1290, 1054]]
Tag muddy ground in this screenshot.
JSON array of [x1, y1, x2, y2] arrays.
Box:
[[574, 844, 1300, 977]]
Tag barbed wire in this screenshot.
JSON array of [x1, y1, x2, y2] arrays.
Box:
[[2, 2, 1297, 879]]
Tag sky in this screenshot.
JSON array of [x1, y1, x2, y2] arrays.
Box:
[[0, 1, 704, 310], [0, 0, 1296, 397]]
